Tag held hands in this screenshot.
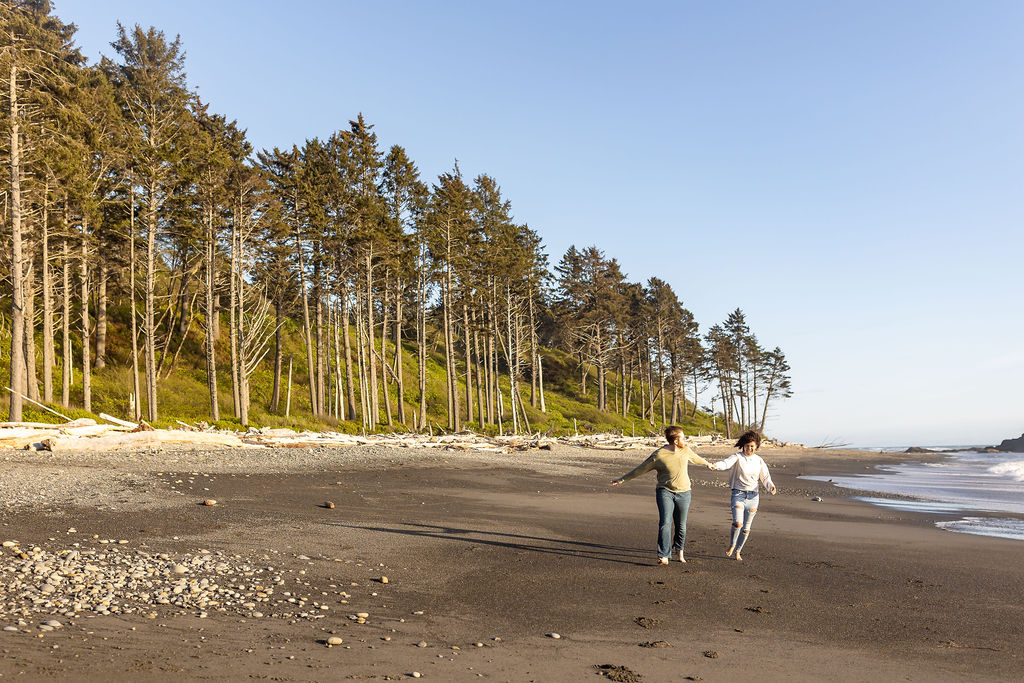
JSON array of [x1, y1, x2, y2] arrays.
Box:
[[769, 485, 777, 495]]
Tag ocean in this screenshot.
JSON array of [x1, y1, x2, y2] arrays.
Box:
[[800, 448, 1024, 541]]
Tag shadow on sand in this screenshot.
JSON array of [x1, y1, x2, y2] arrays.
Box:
[[326, 521, 656, 566]]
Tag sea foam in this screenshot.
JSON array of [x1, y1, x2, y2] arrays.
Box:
[[988, 459, 1024, 482]]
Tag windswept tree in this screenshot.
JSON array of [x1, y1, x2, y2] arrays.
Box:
[[1, 0, 81, 420], [104, 23, 193, 421]]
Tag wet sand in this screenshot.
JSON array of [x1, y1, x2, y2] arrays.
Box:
[[1, 444, 1022, 681]]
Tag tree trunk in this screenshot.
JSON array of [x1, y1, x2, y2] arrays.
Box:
[[356, 289, 370, 427], [80, 216, 91, 412], [343, 288, 357, 421], [270, 296, 282, 413], [472, 308, 484, 427], [416, 244, 427, 431], [315, 276, 325, 417], [41, 186, 54, 404], [61, 229, 71, 408], [94, 263, 108, 369], [8, 61, 26, 421], [129, 184, 141, 421], [463, 302, 472, 426], [333, 297, 345, 420], [394, 276, 405, 424], [205, 207, 219, 420], [380, 269, 393, 427], [296, 229, 317, 416], [144, 182, 158, 422], [365, 249, 379, 426], [24, 258, 39, 402]]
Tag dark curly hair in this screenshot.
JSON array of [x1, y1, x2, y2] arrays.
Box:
[[734, 430, 762, 449]]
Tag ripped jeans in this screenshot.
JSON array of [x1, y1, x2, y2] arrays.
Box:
[[729, 489, 759, 552]]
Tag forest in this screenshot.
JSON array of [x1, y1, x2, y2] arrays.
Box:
[[0, 1, 791, 438]]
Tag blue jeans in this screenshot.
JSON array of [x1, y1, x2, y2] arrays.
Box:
[[655, 488, 691, 559], [730, 489, 760, 552]]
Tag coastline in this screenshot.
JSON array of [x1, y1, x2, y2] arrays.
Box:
[[1, 444, 1021, 680]]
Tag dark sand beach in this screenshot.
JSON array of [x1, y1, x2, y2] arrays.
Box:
[[1, 444, 1022, 681]]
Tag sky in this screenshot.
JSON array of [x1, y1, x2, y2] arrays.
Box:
[[60, 0, 1024, 447]]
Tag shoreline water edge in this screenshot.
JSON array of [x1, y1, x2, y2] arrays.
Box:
[[804, 447, 1024, 541]]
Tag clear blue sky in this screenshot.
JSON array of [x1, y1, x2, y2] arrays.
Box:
[[62, 0, 1024, 447]]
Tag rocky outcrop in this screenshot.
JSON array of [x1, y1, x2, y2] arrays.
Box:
[[996, 433, 1024, 453]]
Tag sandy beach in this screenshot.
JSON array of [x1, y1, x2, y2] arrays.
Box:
[[1, 443, 1022, 681]]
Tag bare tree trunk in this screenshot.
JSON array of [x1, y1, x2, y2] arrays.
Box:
[[416, 246, 427, 430], [229, 219, 240, 417], [236, 212, 249, 427], [144, 183, 158, 422], [24, 258, 39, 402], [8, 61, 26, 421], [504, 287, 519, 434], [463, 302, 472, 426], [394, 277, 405, 424], [61, 230, 71, 408], [205, 207, 219, 420], [94, 263, 108, 369], [365, 249, 378, 426], [691, 366, 699, 418], [528, 293, 537, 408], [41, 187, 54, 404], [296, 229, 317, 416], [538, 353, 546, 413], [129, 184, 141, 421], [333, 297, 345, 420], [270, 296, 282, 413], [442, 274, 454, 430], [342, 288, 357, 421], [285, 354, 293, 417], [356, 289, 370, 427], [80, 216, 91, 412], [315, 277, 325, 417], [472, 308, 484, 427], [380, 269, 393, 427]]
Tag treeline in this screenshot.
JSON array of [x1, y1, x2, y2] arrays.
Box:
[[0, 2, 791, 436]]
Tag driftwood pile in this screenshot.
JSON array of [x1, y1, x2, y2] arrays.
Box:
[[0, 416, 731, 454]]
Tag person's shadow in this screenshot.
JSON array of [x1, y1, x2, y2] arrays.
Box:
[[326, 521, 654, 566]]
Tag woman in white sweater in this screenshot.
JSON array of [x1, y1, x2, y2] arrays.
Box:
[[710, 430, 776, 561]]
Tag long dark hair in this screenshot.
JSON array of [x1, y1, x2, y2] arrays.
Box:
[[735, 430, 762, 450]]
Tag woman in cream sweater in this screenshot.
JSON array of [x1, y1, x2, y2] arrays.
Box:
[[709, 430, 777, 561]]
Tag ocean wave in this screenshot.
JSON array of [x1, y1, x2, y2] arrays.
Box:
[[988, 460, 1024, 482], [936, 517, 1024, 541]]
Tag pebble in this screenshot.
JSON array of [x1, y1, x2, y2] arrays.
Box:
[[547, 633, 561, 639], [380, 576, 388, 584], [417, 641, 428, 648], [324, 501, 335, 509], [0, 541, 327, 625], [411, 673, 421, 679], [203, 499, 217, 506], [811, 496, 823, 502], [326, 637, 343, 645]]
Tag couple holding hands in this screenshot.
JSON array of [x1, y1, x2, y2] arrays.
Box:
[[612, 427, 775, 564]]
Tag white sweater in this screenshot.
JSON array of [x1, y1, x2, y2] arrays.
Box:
[[712, 452, 775, 492]]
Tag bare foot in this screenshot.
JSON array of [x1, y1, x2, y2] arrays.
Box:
[[735, 551, 743, 562], [657, 557, 669, 565], [726, 546, 735, 557], [678, 550, 686, 563]]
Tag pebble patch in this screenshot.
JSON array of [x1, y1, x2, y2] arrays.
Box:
[[0, 539, 337, 627]]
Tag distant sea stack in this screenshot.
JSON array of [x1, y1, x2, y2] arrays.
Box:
[[996, 434, 1024, 452]]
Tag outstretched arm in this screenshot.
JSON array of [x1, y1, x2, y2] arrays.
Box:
[[759, 459, 777, 494], [612, 453, 656, 486], [710, 453, 739, 471]]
